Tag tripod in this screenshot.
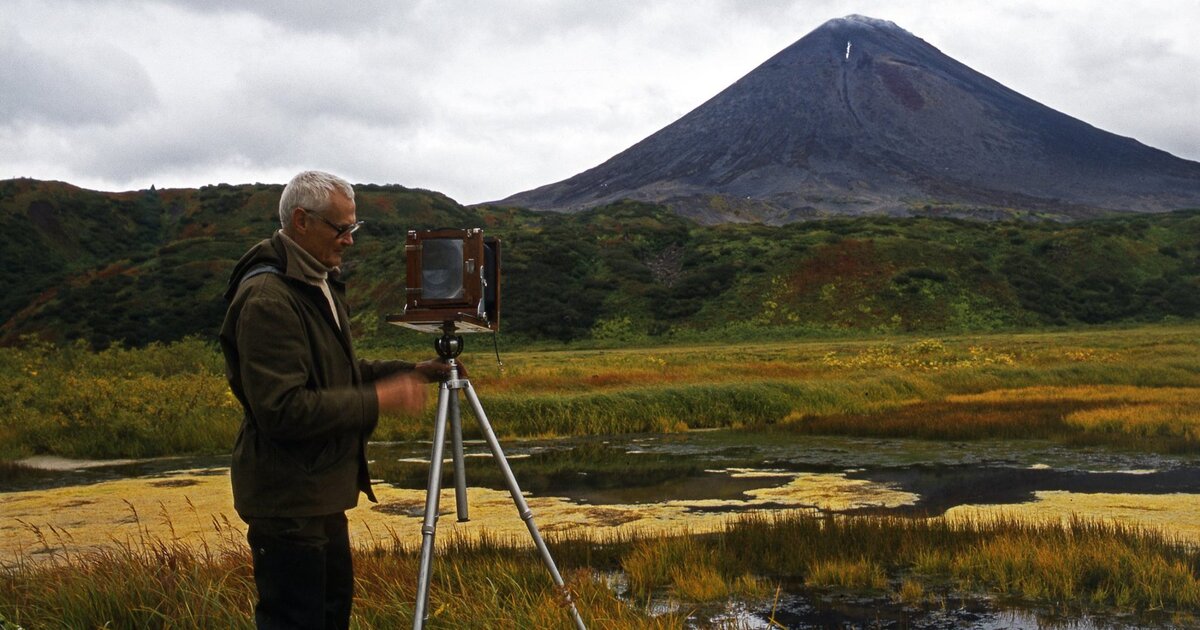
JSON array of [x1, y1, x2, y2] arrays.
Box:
[[412, 325, 586, 630]]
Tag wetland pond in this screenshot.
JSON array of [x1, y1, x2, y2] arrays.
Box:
[[5, 430, 1199, 628]]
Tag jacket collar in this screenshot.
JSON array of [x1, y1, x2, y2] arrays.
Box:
[[277, 230, 336, 287], [225, 233, 357, 361]]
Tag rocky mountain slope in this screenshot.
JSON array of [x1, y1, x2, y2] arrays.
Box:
[[493, 15, 1200, 223]]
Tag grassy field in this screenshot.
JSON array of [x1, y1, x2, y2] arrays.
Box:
[[7, 322, 1197, 462]]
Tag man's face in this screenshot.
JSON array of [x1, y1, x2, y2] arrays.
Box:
[[295, 191, 357, 269]]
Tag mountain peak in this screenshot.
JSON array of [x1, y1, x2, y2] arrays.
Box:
[[492, 16, 1200, 223], [823, 14, 907, 33]]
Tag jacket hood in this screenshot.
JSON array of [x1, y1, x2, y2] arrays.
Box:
[[224, 234, 287, 302], [225, 232, 347, 303]]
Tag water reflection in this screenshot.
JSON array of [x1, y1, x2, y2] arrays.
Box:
[[366, 431, 1200, 543], [10, 431, 1198, 541]]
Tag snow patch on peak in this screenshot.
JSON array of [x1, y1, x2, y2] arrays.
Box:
[[827, 14, 910, 36], [842, 14, 899, 28]]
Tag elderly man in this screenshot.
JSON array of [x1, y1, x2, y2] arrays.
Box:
[[220, 170, 447, 629]]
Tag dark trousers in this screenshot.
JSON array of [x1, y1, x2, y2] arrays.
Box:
[[244, 512, 354, 630]]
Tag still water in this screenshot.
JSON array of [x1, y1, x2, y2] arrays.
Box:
[[372, 430, 1200, 537]]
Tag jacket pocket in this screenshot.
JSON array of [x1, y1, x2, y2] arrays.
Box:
[[303, 436, 353, 473]]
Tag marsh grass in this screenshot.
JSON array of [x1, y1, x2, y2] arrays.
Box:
[[717, 511, 1200, 615], [0, 514, 682, 629], [9, 510, 1196, 628], [944, 386, 1200, 452], [3, 323, 1199, 458], [953, 528, 1200, 609], [805, 557, 889, 590], [349, 322, 1182, 454], [621, 535, 767, 604], [784, 396, 1115, 441], [894, 577, 929, 605], [0, 338, 238, 460], [3, 510, 254, 629]]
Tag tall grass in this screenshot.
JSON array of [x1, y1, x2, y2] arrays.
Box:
[[6, 510, 1195, 628], [953, 524, 1200, 609], [805, 558, 888, 590], [621, 534, 766, 603], [0, 338, 238, 460], [3, 323, 1200, 460], [353, 324, 1200, 451], [0, 519, 676, 629], [1, 514, 254, 628], [949, 385, 1200, 452], [715, 511, 1200, 614]]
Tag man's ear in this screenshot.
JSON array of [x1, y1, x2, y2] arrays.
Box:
[[286, 207, 307, 234]]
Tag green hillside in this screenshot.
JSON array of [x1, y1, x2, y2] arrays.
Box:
[[1, 178, 1198, 348]]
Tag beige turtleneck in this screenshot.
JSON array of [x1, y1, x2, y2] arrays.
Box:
[[278, 230, 341, 330]]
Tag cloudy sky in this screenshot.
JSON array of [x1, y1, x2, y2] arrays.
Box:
[[2, 0, 1197, 204]]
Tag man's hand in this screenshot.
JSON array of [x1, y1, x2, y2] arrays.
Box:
[[413, 358, 468, 382], [375, 373, 428, 415]]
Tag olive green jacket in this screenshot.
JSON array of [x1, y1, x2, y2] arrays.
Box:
[[220, 233, 412, 517]]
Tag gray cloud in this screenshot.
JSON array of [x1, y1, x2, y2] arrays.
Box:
[[0, 27, 158, 126], [236, 55, 433, 127], [58, 0, 414, 34]]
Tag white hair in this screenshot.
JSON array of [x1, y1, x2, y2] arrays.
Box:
[[278, 170, 355, 227]]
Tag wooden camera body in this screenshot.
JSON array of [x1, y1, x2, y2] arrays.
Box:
[[388, 228, 500, 333]]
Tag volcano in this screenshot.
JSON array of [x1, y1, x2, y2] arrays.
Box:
[[492, 15, 1200, 223]]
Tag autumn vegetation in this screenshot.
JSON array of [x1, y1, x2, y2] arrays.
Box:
[[2, 179, 1199, 626]]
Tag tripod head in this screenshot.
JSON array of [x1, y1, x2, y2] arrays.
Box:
[[434, 321, 464, 361]]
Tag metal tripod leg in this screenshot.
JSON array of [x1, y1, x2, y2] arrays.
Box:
[[449, 389, 469, 522], [413, 382, 451, 629], [411, 357, 585, 630], [462, 381, 587, 630]]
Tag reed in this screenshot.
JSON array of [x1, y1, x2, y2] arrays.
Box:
[[621, 534, 765, 603], [0, 517, 254, 628], [805, 557, 888, 590], [4, 323, 1200, 460], [894, 578, 929, 605], [4, 510, 1196, 628], [951, 521, 1200, 609], [712, 510, 1200, 614], [0, 523, 681, 629]]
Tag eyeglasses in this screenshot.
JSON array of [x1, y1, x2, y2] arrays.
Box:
[[299, 208, 364, 238]]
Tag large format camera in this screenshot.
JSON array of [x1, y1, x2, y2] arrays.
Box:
[[388, 228, 584, 629], [388, 228, 500, 333]]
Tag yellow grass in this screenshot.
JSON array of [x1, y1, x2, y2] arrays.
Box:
[[806, 557, 888, 590], [948, 385, 1200, 442], [894, 578, 929, 605], [669, 564, 730, 601], [952, 528, 1200, 609]]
